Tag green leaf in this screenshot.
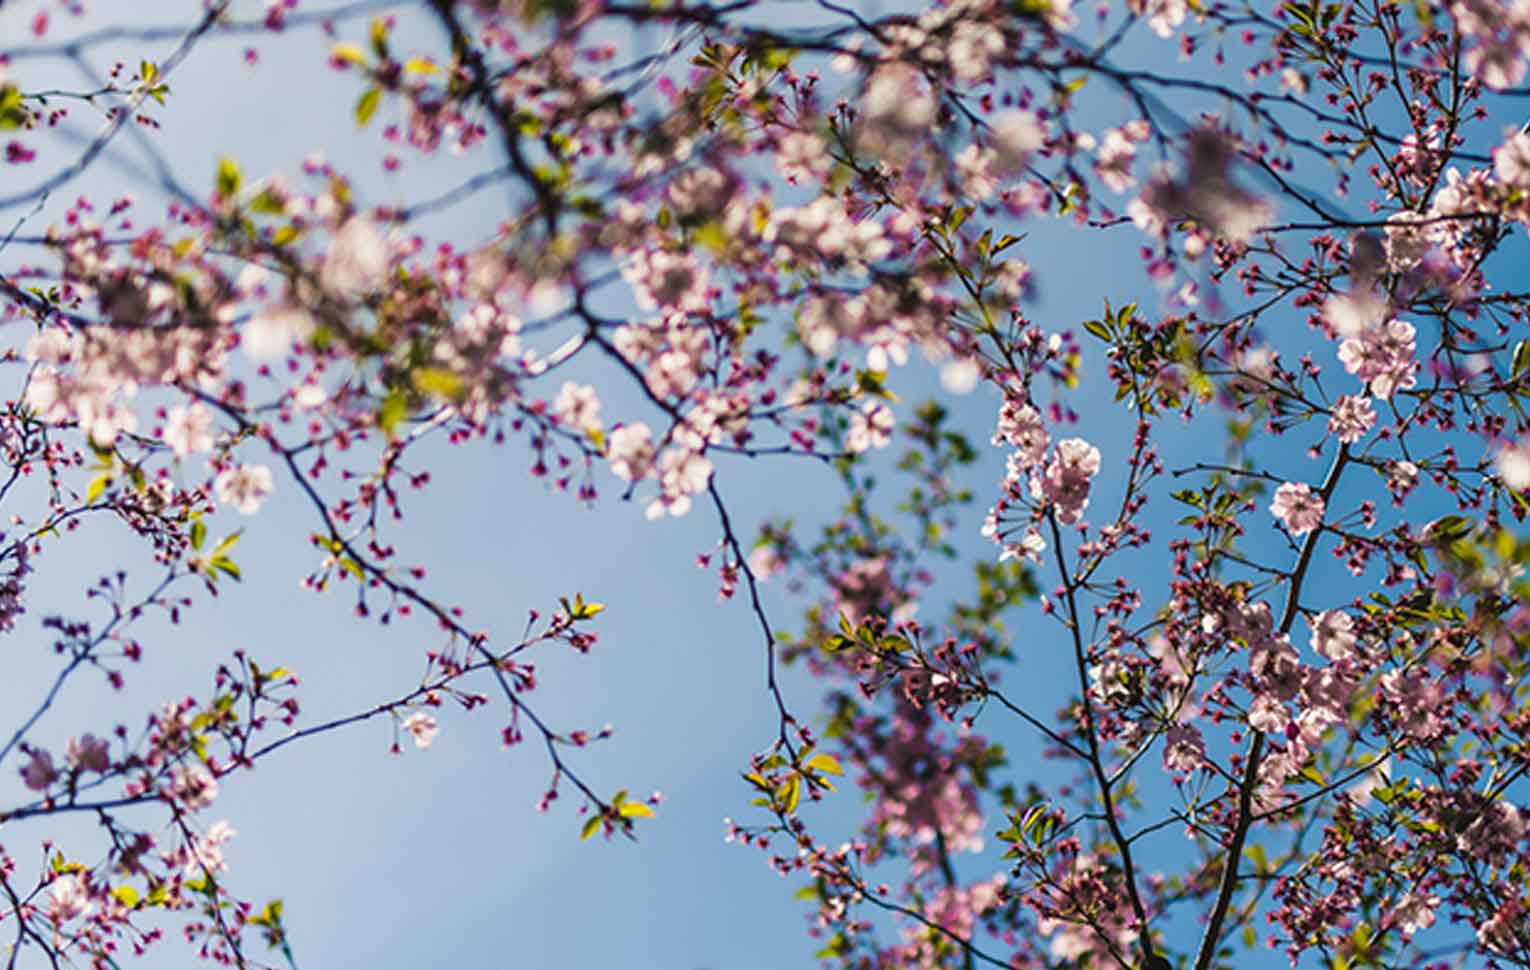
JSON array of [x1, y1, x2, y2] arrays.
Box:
[[216, 157, 241, 198], [249, 899, 284, 928], [85, 472, 113, 504], [777, 775, 801, 814], [806, 753, 844, 776], [619, 801, 655, 818], [331, 42, 368, 66], [354, 87, 382, 128], [412, 367, 463, 401], [0, 85, 31, 129], [376, 389, 409, 435], [369, 16, 390, 58], [580, 815, 602, 840], [190, 518, 207, 551], [111, 884, 141, 908]]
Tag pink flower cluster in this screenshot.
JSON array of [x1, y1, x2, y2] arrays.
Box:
[[1337, 319, 1418, 400]]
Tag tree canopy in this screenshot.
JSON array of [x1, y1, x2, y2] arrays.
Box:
[[2, 0, 1530, 967]]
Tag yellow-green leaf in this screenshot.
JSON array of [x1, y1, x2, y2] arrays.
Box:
[[216, 157, 241, 198], [619, 802, 655, 818], [86, 473, 113, 504], [413, 367, 463, 400], [355, 87, 382, 128], [377, 389, 409, 435], [777, 775, 801, 814], [111, 885, 141, 908], [806, 753, 843, 776], [331, 42, 368, 66], [369, 16, 390, 57], [580, 815, 602, 840]]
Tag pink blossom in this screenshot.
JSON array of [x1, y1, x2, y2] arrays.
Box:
[[947, 19, 1004, 84], [1326, 395, 1375, 444], [214, 464, 274, 515], [1270, 481, 1324, 535], [774, 130, 831, 183], [65, 733, 111, 773], [185, 820, 237, 875], [163, 403, 216, 458], [1129, 0, 1188, 36], [48, 874, 92, 922], [1039, 438, 1101, 524], [243, 303, 315, 360], [646, 445, 712, 519], [859, 65, 936, 157], [553, 382, 602, 432], [1494, 130, 1530, 188], [847, 401, 895, 453], [21, 749, 57, 790], [1308, 610, 1357, 661], [991, 111, 1044, 172], [955, 144, 998, 200], [403, 711, 439, 749], [623, 248, 710, 313], [1387, 460, 1419, 498], [607, 423, 655, 481], [1247, 693, 1290, 733], [170, 762, 219, 810], [747, 545, 783, 580], [1497, 436, 1530, 490], [321, 215, 390, 296], [1390, 892, 1439, 938], [1094, 128, 1138, 193], [1163, 722, 1205, 772], [993, 399, 1049, 467], [1337, 319, 1418, 399]]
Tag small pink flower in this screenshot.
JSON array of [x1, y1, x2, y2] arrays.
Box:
[[164, 403, 216, 458], [321, 215, 390, 296], [403, 711, 439, 749], [553, 382, 602, 432], [1163, 723, 1205, 773], [1040, 438, 1102, 524], [747, 545, 783, 581], [1309, 610, 1357, 661], [170, 762, 219, 810], [1247, 693, 1290, 733], [606, 423, 655, 482], [1270, 481, 1324, 535], [65, 733, 111, 773], [1326, 395, 1375, 444], [21, 749, 58, 791], [1337, 320, 1417, 399], [1390, 892, 1439, 937], [214, 464, 274, 516], [48, 873, 92, 922], [847, 402, 895, 453], [1497, 436, 1530, 490]]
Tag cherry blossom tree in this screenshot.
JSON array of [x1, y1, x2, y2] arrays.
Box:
[[1, 0, 1529, 967]]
